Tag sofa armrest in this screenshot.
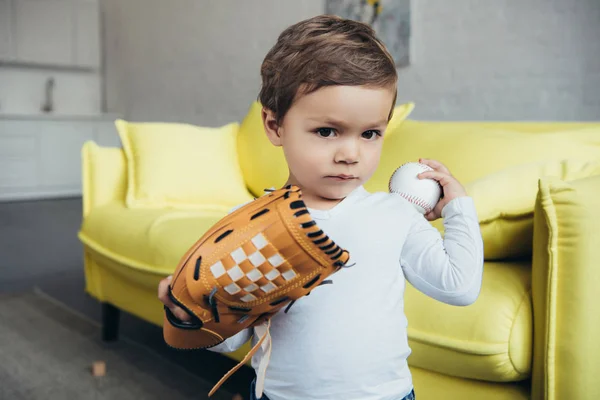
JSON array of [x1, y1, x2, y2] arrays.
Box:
[[531, 174, 600, 400], [82, 141, 127, 218]]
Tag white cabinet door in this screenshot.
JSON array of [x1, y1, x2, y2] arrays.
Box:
[[13, 0, 74, 66], [0, 0, 13, 60], [4, 0, 101, 68], [0, 121, 38, 191], [74, 1, 100, 68], [38, 120, 95, 188], [0, 117, 116, 201]]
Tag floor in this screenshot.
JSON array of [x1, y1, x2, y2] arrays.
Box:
[[0, 290, 234, 400], [0, 196, 254, 399]]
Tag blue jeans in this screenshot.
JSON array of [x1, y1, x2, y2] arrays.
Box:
[[249, 379, 416, 400]]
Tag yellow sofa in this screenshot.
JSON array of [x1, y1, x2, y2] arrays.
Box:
[[78, 101, 600, 399]]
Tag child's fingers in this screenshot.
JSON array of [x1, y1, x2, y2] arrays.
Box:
[[424, 211, 437, 221], [171, 306, 193, 321], [158, 276, 193, 321], [418, 170, 450, 186], [419, 158, 450, 175], [157, 276, 173, 305]]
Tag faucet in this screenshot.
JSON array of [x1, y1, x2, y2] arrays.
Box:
[[41, 77, 55, 113]]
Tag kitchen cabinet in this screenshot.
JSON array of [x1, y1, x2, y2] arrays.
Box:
[[0, 114, 121, 201], [0, 0, 100, 69]]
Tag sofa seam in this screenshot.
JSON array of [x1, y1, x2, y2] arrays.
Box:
[[507, 287, 532, 378], [540, 178, 559, 400], [479, 211, 533, 225], [407, 329, 507, 356], [78, 231, 172, 276]]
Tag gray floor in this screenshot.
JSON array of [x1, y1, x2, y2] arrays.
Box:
[[0, 290, 234, 400], [0, 197, 254, 399]]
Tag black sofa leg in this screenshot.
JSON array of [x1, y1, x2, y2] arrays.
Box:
[[102, 302, 120, 342]]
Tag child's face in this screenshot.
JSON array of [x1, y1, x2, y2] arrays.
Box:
[[263, 85, 395, 207]]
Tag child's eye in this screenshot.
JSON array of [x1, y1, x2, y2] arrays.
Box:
[[315, 128, 336, 138], [362, 130, 382, 140]]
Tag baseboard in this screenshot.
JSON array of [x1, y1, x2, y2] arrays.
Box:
[[0, 188, 81, 202]]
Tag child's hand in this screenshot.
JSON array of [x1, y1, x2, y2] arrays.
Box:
[[417, 158, 467, 221], [158, 275, 192, 322]]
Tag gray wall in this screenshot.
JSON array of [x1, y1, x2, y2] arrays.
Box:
[[102, 0, 600, 124], [398, 0, 600, 121], [101, 0, 323, 126]]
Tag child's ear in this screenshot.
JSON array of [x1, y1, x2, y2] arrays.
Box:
[[262, 107, 282, 146]]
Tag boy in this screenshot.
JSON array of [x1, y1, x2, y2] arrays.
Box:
[[158, 14, 483, 400]]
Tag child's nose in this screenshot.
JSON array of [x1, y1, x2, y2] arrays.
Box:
[[334, 140, 359, 164]]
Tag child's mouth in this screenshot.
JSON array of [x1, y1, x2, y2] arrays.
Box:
[[326, 175, 357, 181]]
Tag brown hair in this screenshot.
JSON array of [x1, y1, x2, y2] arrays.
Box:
[[258, 14, 398, 124]]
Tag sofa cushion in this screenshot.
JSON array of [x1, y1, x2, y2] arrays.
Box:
[[429, 159, 600, 260], [366, 120, 600, 193], [78, 202, 227, 275], [237, 101, 415, 198], [116, 119, 253, 211], [80, 210, 533, 384], [411, 366, 530, 400], [81, 141, 127, 218], [405, 260, 532, 382]]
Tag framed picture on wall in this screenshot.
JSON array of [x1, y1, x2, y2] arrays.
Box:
[[325, 0, 411, 68]]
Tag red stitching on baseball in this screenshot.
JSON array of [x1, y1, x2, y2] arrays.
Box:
[[389, 163, 436, 213], [395, 192, 433, 214]]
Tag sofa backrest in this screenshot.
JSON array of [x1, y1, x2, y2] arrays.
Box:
[[367, 119, 600, 193], [236, 101, 287, 198], [236, 100, 600, 196]]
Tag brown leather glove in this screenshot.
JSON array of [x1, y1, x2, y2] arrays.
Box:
[[163, 185, 350, 395]]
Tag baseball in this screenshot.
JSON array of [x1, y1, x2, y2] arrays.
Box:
[[389, 162, 442, 214]]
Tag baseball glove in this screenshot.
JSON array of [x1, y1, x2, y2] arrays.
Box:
[[163, 184, 350, 396]]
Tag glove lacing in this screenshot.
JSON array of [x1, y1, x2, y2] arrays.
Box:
[[208, 320, 272, 398]]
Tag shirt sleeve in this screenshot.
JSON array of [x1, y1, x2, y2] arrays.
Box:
[[207, 328, 253, 353], [400, 196, 484, 306]]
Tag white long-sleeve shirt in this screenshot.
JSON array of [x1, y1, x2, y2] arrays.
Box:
[[210, 185, 484, 400]]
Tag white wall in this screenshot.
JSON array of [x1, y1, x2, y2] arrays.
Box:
[[102, 0, 600, 124], [0, 67, 102, 115]]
